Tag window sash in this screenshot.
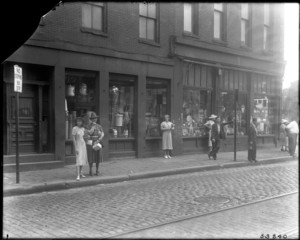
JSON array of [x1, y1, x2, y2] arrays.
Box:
[[264, 4, 270, 26], [214, 11, 222, 39], [241, 4, 249, 20], [214, 3, 223, 11], [184, 3, 192, 32], [139, 3, 157, 41], [82, 3, 104, 31]]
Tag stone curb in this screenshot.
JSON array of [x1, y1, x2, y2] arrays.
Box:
[[3, 156, 295, 197]]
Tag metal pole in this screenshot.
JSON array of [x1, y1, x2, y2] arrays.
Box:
[[234, 89, 237, 161], [16, 91, 20, 183]]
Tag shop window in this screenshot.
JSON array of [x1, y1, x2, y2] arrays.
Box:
[[109, 76, 135, 138], [182, 63, 212, 137], [65, 71, 97, 140], [82, 2, 106, 33], [145, 79, 169, 137], [253, 74, 278, 135], [219, 69, 248, 136]]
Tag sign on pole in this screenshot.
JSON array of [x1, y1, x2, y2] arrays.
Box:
[[14, 65, 23, 93], [14, 65, 22, 183]]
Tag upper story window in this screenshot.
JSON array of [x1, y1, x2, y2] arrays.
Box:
[[82, 2, 106, 33], [241, 3, 251, 47], [139, 3, 158, 42], [214, 3, 226, 41], [183, 3, 198, 35], [263, 3, 270, 51]]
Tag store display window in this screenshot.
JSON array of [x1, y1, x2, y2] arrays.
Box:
[[109, 76, 135, 138], [181, 63, 213, 137], [145, 78, 169, 137], [65, 70, 97, 140], [219, 69, 248, 136], [253, 74, 279, 135]]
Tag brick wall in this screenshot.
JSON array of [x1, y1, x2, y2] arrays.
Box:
[[29, 2, 284, 61]]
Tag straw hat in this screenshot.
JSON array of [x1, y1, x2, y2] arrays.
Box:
[[89, 111, 99, 119], [209, 114, 218, 120]]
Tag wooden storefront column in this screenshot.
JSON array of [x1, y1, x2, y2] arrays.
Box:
[[136, 73, 146, 158], [247, 73, 253, 135], [54, 66, 65, 161], [172, 59, 183, 155], [99, 70, 109, 161]]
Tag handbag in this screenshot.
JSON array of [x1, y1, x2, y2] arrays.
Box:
[[93, 143, 102, 151]]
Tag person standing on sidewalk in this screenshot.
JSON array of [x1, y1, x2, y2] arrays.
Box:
[[72, 117, 88, 181], [248, 118, 258, 163], [279, 119, 289, 152], [285, 118, 299, 158], [204, 115, 217, 159], [210, 117, 226, 160], [85, 112, 104, 176], [161, 114, 175, 159]]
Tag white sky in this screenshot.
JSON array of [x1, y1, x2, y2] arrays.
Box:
[[283, 3, 299, 89]]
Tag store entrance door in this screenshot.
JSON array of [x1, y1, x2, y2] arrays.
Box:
[[6, 84, 49, 154]]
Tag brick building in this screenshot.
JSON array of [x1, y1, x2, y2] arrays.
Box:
[[2, 2, 285, 171]]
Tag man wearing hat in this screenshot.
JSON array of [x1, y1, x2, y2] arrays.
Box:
[[204, 114, 217, 158], [210, 116, 232, 160], [85, 111, 104, 176]]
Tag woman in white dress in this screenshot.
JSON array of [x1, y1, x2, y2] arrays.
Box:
[[161, 114, 175, 159], [72, 117, 88, 181]]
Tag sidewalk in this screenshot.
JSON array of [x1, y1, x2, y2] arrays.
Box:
[[3, 147, 297, 197]]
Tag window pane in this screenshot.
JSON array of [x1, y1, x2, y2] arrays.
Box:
[[140, 3, 147, 16], [148, 3, 156, 18], [145, 79, 168, 137], [139, 17, 147, 38], [214, 12, 221, 39], [184, 3, 192, 32], [82, 4, 92, 28], [241, 20, 246, 43], [92, 6, 102, 30], [214, 3, 223, 11], [182, 89, 208, 137], [264, 4, 269, 25], [241, 4, 248, 19], [147, 19, 155, 40]]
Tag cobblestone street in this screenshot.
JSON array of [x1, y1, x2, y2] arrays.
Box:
[[3, 161, 298, 238]]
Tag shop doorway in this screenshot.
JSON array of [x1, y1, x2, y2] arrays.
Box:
[[6, 84, 50, 154]]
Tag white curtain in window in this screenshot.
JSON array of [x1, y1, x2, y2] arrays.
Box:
[[214, 11, 221, 39]]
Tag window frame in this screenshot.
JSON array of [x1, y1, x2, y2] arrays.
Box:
[[240, 3, 252, 48], [81, 2, 107, 36], [213, 3, 226, 42], [139, 3, 160, 43], [183, 3, 199, 36], [263, 3, 270, 51]]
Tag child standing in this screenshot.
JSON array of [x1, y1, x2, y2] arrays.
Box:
[[72, 117, 88, 181]]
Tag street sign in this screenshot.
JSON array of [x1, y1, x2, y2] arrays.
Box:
[[14, 65, 22, 93]]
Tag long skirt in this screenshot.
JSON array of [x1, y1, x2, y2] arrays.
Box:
[[86, 145, 103, 164], [162, 130, 173, 150]]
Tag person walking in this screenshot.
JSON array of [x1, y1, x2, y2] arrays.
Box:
[[248, 117, 258, 163], [204, 115, 217, 159], [85, 112, 104, 176], [161, 114, 175, 159], [72, 117, 88, 181], [279, 119, 289, 151], [285, 118, 299, 158]]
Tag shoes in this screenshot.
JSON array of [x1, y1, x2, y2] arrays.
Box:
[[168, 155, 172, 159], [76, 176, 80, 181], [94, 171, 99, 176], [208, 154, 211, 160], [164, 155, 168, 159], [80, 174, 86, 178]]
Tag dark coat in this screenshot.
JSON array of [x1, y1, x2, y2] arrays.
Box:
[[248, 123, 257, 144], [211, 123, 225, 140]]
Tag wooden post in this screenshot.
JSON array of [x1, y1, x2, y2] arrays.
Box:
[[234, 89, 238, 161]]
